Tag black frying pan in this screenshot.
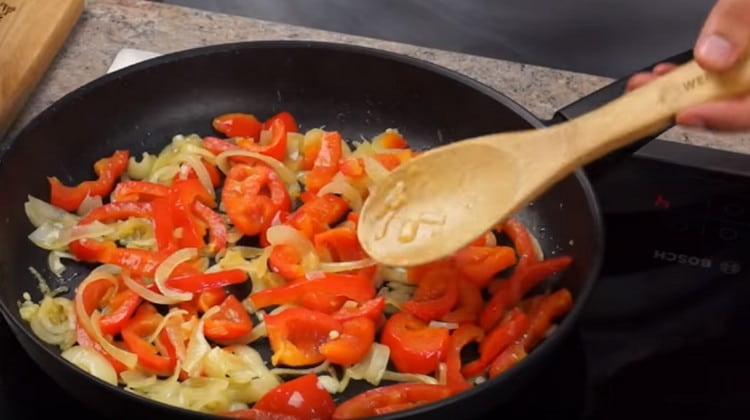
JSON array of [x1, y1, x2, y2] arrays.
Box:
[[0, 42, 686, 419]]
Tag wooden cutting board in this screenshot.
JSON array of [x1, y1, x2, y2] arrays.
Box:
[[0, 0, 84, 137]]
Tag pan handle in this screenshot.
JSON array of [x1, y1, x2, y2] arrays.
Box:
[[550, 50, 694, 177]]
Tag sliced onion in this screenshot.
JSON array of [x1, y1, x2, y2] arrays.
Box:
[[48, 251, 75, 276], [319, 259, 376, 273], [378, 266, 410, 284], [247, 321, 267, 343], [215, 150, 298, 187], [29, 296, 76, 349], [266, 225, 319, 270], [62, 345, 118, 386], [305, 271, 325, 281], [148, 309, 188, 343], [271, 361, 330, 376], [76, 194, 103, 216], [286, 132, 304, 160], [437, 362, 448, 385], [225, 246, 264, 259], [317, 179, 363, 212], [428, 321, 459, 330], [362, 156, 390, 184], [154, 248, 197, 302], [127, 152, 157, 180], [184, 306, 219, 378], [529, 229, 545, 261], [381, 370, 438, 385], [148, 164, 180, 184], [346, 342, 390, 386], [90, 311, 138, 369], [183, 154, 216, 200], [25, 195, 79, 228], [29, 221, 115, 251], [317, 375, 343, 394], [120, 369, 157, 388]]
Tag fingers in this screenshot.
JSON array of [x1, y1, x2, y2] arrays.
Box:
[[625, 72, 658, 91], [653, 63, 677, 75], [694, 0, 750, 71], [625, 64, 677, 91], [677, 94, 750, 131]]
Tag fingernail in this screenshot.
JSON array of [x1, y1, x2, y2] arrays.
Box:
[[696, 34, 736, 69]]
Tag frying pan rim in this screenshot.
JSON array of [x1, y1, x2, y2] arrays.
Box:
[[0, 40, 605, 418]]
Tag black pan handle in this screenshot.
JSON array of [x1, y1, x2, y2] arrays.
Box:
[[549, 50, 694, 178]]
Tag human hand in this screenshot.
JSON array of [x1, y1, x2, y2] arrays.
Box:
[[627, 0, 750, 131]]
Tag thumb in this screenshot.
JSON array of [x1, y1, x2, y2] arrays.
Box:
[[694, 0, 750, 71]]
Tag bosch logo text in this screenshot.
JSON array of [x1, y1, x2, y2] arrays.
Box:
[[653, 250, 712, 268]]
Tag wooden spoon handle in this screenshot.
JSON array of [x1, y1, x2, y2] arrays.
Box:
[[0, 0, 83, 137], [564, 57, 750, 165]]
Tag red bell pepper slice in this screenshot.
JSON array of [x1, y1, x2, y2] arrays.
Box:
[[480, 256, 572, 330], [319, 316, 375, 366], [178, 288, 227, 316], [372, 130, 408, 149], [80, 201, 152, 225], [332, 297, 385, 323], [166, 269, 247, 293], [213, 113, 263, 139], [49, 150, 129, 211], [485, 219, 539, 295], [265, 308, 342, 366], [299, 291, 349, 314], [313, 226, 376, 279], [98, 288, 141, 336], [488, 342, 527, 379], [222, 164, 291, 236], [313, 227, 365, 262], [222, 409, 299, 420], [441, 279, 483, 324], [70, 239, 164, 277], [254, 374, 335, 420], [339, 154, 402, 179], [235, 117, 288, 161], [111, 181, 170, 203], [248, 273, 375, 311], [192, 200, 228, 254], [204, 295, 253, 344], [171, 177, 215, 208], [268, 244, 305, 281], [521, 288, 573, 351], [453, 246, 517, 288], [150, 197, 176, 252], [332, 383, 452, 419], [305, 131, 342, 193], [287, 194, 349, 239], [501, 219, 539, 266], [380, 312, 449, 375], [121, 303, 176, 376], [445, 324, 484, 394], [263, 111, 299, 133], [402, 265, 459, 322], [479, 308, 530, 365]]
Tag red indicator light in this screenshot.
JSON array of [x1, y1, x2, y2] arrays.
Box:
[[654, 194, 671, 209]]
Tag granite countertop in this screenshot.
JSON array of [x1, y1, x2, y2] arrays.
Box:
[[10, 0, 750, 154]]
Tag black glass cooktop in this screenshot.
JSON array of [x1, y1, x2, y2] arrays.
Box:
[[2, 140, 749, 419]]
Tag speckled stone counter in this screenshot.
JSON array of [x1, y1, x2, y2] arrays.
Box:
[[10, 0, 750, 154]]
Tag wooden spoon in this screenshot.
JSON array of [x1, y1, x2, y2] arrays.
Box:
[[357, 58, 750, 267]]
